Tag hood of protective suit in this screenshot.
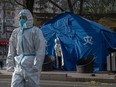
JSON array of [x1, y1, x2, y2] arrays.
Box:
[[19, 9, 33, 28]]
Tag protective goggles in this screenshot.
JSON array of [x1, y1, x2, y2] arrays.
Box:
[[19, 16, 27, 20]]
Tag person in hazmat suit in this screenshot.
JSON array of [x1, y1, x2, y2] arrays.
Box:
[[54, 37, 64, 70], [6, 9, 46, 87]]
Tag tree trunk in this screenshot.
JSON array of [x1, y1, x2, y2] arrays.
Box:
[[67, 0, 74, 13], [79, 0, 84, 15], [25, 0, 34, 14], [15, 0, 34, 14]]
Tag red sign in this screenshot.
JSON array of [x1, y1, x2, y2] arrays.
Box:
[[0, 40, 9, 45]]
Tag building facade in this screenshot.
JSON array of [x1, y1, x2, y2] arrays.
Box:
[[0, 1, 22, 60]]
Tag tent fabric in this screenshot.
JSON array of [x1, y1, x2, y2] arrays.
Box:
[[40, 12, 116, 71]]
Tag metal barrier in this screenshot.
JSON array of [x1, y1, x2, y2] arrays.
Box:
[[76, 56, 94, 73], [107, 48, 116, 72]]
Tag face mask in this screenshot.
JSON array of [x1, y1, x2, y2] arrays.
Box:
[[19, 19, 27, 27]]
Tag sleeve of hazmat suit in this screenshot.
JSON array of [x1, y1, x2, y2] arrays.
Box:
[[6, 30, 16, 72], [33, 28, 46, 72]]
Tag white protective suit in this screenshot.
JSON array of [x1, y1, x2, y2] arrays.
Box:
[[54, 37, 64, 69], [6, 9, 46, 87]]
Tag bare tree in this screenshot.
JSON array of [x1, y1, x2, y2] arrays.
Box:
[[83, 0, 116, 14], [12, 0, 116, 14]]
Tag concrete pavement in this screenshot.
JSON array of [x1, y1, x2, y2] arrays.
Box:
[[1, 78, 116, 87], [0, 70, 116, 83]]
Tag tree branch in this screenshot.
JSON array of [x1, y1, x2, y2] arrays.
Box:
[[14, 0, 26, 8], [48, 0, 64, 12]]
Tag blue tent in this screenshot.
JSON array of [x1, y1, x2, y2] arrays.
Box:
[[40, 12, 116, 72]]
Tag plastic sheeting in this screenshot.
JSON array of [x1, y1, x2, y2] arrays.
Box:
[[40, 12, 116, 71]]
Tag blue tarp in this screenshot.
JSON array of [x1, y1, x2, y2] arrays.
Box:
[[40, 12, 116, 71]]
